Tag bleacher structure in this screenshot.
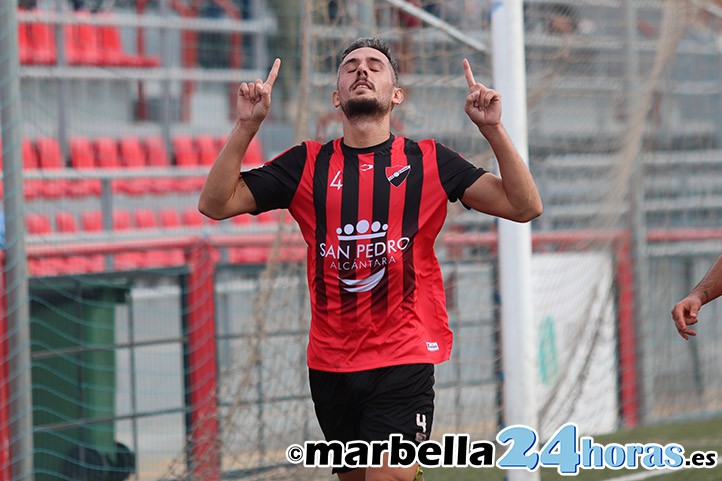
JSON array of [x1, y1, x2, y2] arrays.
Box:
[[2, 1, 722, 480]]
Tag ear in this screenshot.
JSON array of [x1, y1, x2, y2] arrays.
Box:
[[332, 90, 341, 108], [392, 87, 404, 107]]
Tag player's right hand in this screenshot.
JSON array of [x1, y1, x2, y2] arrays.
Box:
[[671, 296, 700, 340], [237, 58, 281, 125]]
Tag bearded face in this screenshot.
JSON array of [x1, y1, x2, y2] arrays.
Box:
[[334, 47, 403, 122]]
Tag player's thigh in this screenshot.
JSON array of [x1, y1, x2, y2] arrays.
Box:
[[338, 467, 366, 481], [359, 364, 435, 444]]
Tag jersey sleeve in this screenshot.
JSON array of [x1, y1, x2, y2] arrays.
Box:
[[241, 143, 307, 213], [436, 141, 487, 204]]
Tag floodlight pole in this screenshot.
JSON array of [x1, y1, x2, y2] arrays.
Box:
[[492, 2, 540, 481]]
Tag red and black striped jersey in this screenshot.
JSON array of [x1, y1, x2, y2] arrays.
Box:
[[242, 134, 486, 372]]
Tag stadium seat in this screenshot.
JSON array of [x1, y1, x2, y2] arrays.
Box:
[[133, 208, 183, 267], [196, 135, 218, 166], [63, 24, 83, 65], [143, 136, 175, 194], [231, 213, 252, 226], [55, 211, 78, 233], [18, 22, 32, 64], [172, 136, 204, 191], [27, 19, 57, 65], [72, 11, 102, 66], [133, 208, 157, 229], [118, 136, 150, 195], [159, 209, 181, 229], [112, 209, 144, 271], [227, 247, 270, 265], [36, 137, 67, 198], [112, 209, 131, 231], [26, 212, 62, 276], [81, 210, 104, 232], [182, 208, 204, 228], [26, 212, 52, 235], [96, 15, 160, 67], [22, 139, 41, 200], [94, 137, 122, 195], [69, 137, 101, 197], [244, 136, 265, 168], [55, 211, 104, 273]]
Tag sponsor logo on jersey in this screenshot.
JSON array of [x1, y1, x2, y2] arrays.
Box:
[[318, 219, 411, 292]]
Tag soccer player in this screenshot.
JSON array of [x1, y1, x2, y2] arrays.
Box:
[[671, 254, 722, 340], [199, 37, 542, 481]]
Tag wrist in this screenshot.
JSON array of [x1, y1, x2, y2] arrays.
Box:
[[478, 122, 505, 140], [234, 119, 262, 135]]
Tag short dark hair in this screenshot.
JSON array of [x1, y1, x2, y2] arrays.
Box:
[[338, 37, 400, 83]]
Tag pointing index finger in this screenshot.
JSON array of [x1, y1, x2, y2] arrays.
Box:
[[265, 58, 281, 88], [463, 58, 476, 89]]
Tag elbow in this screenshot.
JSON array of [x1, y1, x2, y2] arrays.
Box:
[[514, 201, 543, 223], [197, 199, 226, 221]]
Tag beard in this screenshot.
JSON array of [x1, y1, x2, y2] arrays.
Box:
[[340, 96, 390, 121]]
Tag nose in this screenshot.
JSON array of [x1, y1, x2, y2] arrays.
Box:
[[356, 63, 369, 77]]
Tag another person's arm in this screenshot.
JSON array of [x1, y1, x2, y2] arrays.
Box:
[[198, 59, 280, 220], [458, 59, 543, 223], [671, 254, 722, 340]]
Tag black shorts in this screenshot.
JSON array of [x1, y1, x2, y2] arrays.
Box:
[[309, 363, 435, 473]]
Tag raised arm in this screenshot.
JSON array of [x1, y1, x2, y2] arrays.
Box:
[[198, 58, 281, 220], [459, 59, 542, 223], [671, 254, 722, 340]]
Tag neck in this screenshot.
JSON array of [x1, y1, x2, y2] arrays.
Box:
[[341, 114, 392, 148]]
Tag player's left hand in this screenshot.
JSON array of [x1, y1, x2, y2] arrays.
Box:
[[463, 59, 501, 129]]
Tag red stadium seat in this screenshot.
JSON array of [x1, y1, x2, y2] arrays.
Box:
[[81, 210, 104, 232], [196, 135, 218, 166], [69, 137, 101, 197], [73, 11, 101, 65], [26, 212, 62, 276], [118, 136, 150, 195], [133, 208, 157, 229], [182, 208, 204, 228], [112, 209, 131, 231], [27, 19, 57, 65], [143, 136, 176, 194], [26, 213, 52, 235], [159, 209, 181, 228], [172, 135, 197, 168], [133, 209, 183, 267], [172, 136, 204, 191], [95, 137, 120, 168], [53, 211, 104, 274], [36, 137, 67, 198], [96, 14, 160, 67], [18, 22, 32, 64], [243, 136, 265, 168], [112, 209, 144, 271], [55, 211, 78, 233], [94, 137, 122, 195], [22, 139, 41, 200]]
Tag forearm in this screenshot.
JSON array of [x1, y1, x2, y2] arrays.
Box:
[[481, 123, 542, 220], [689, 255, 722, 306], [198, 120, 259, 217]]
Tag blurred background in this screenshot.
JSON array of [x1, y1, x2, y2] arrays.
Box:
[[2, 0, 722, 480]]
